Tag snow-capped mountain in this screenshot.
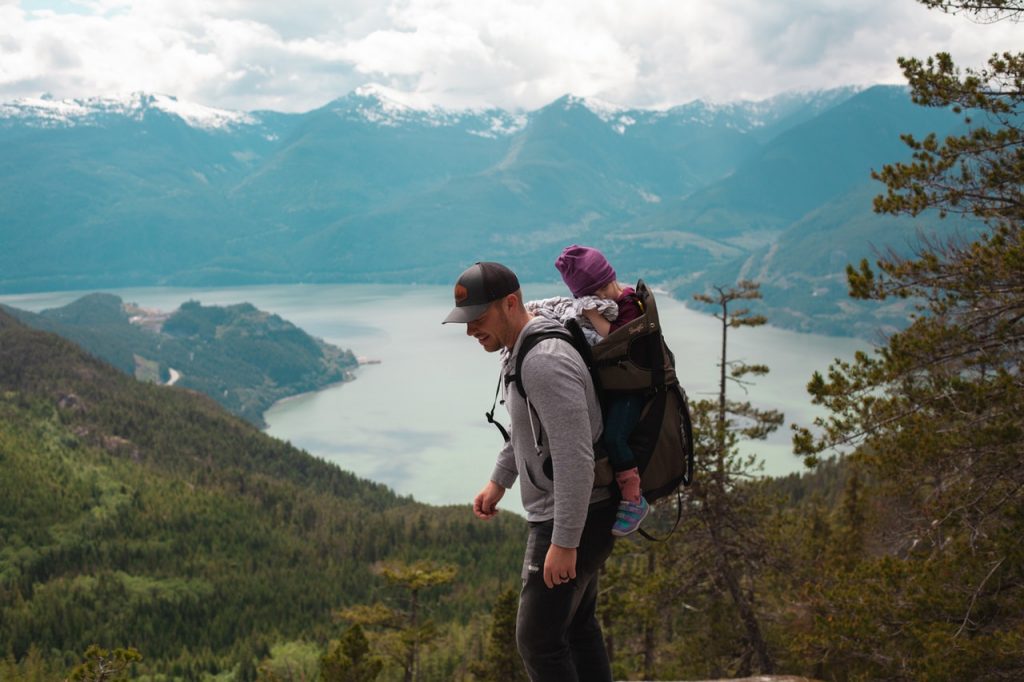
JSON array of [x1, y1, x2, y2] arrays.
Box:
[[0, 92, 261, 131], [2, 83, 957, 337], [662, 86, 867, 138], [0, 84, 866, 139], [323, 83, 529, 138]]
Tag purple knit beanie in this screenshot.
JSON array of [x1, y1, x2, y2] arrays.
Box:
[[555, 245, 616, 297]]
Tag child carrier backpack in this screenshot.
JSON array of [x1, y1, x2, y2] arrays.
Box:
[[486, 280, 694, 513]]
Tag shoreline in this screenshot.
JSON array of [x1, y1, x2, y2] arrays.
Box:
[[261, 371, 366, 417]]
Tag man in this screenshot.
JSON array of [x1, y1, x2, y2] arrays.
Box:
[[442, 261, 617, 682]]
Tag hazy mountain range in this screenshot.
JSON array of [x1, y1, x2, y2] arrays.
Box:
[[1, 84, 976, 336]]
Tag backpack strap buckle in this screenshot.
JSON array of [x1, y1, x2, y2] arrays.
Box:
[[486, 373, 510, 443]]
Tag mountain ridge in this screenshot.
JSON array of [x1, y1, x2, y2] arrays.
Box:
[[0, 83, 864, 136], [0, 92, 265, 132], [3, 82, 970, 338]]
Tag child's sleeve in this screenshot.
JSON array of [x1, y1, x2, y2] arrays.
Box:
[[574, 295, 619, 321]]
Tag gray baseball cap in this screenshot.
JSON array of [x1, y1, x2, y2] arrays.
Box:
[[442, 261, 520, 324]]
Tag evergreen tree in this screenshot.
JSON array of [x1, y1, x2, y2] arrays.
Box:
[[599, 532, 677, 679], [604, 281, 783, 679], [468, 588, 527, 682], [0, 644, 59, 682], [66, 645, 142, 682], [689, 281, 782, 675], [793, 1, 1024, 676], [320, 625, 383, 682], [338, 560, 457, 682]]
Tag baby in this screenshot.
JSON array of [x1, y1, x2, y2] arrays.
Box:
[[555, 244, 648, 536]]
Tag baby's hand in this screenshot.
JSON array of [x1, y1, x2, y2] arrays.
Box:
[[583, 307, 612, 338]]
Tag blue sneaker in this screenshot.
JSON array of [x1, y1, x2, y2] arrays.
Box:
[[612, 497, 649, 536]]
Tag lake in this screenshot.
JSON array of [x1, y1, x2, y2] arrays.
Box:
[[1, 283, 868, 515]]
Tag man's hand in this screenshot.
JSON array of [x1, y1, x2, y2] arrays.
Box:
[[543, 543, 577, 588], [473, 481, 505, 520]]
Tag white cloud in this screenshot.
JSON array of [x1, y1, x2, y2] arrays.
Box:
[[1, 0, 1021, 112]]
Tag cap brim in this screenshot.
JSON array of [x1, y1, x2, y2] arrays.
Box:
[[442, 302, 490, 324]]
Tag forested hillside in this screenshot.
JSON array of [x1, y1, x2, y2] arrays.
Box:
[[0, 309, 524, 679], [2, 294, 359, 425]]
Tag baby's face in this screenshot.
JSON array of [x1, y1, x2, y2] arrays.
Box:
[[594, 282, 618, 299]]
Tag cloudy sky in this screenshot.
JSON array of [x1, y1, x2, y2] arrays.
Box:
[[1, 0, 1019, 112]]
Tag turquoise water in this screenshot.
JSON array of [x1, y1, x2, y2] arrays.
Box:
[[1, 283, 868, 514]]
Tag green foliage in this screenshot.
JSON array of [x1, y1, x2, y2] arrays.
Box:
[[375, 561, 459, 593], [917, 0, 1024, 22], [255, 641, 321, 682], [338, 560, 458, 682], [0, 310, 524, 679], [66, 645, 142, 682], [600, 542, 670, 681], [789, 2, 1024, 678], [0, 645, 62, 682], [321, 625, 383, 682], [468, 589, 527, 682], [873, 32, 1024, 227]]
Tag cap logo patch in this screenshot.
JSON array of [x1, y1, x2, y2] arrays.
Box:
[[454, 283, 469, 303]]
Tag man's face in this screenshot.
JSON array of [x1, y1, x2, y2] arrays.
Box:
[[466, 299, 509, 353]]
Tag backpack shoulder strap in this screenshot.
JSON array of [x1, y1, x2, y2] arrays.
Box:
[[486, 328, 577, 444], [506, 329, 574, 400]]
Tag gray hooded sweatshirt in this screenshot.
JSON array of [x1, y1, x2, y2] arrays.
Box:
[[490, 316, 611, 548]]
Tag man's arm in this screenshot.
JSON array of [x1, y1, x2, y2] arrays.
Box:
[[490, 436, 518, 489], [522, 346, 597, 549]]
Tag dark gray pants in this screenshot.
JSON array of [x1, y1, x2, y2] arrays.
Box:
[[516, 499, 617, 682]]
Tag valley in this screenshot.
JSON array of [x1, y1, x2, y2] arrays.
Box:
[[0, 85, 977, 338]]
